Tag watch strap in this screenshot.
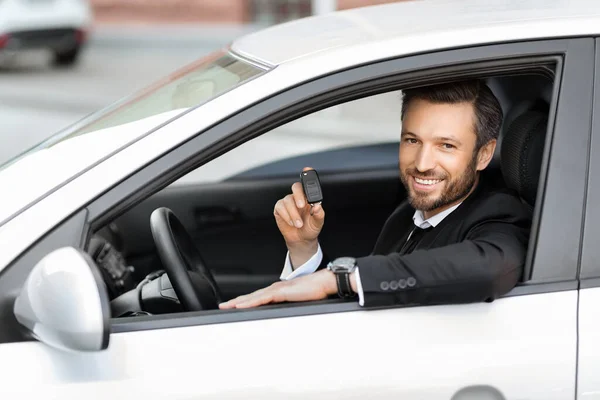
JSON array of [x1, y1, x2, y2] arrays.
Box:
[[335, 271, 354, 298]]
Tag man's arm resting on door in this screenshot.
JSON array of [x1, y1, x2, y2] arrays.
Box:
[[356, 219, 529, 307], [219, 218, 527, 310], [219, 268, 360, 309]]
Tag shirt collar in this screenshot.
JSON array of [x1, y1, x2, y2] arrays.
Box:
[[412, 202, 462, 229]]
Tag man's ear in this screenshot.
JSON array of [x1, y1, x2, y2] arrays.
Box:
[[476, 139, 497, 171]]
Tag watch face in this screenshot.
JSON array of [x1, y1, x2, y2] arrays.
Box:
[[330, 257, 356, 272]]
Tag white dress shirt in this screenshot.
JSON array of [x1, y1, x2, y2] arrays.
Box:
[[280, 203, 462, 305]]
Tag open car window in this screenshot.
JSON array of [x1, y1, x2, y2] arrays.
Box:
[[93, 67, 558, 321], [171, 91, 403, 186]]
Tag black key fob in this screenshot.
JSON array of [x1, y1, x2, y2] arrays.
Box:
[[300, 169, 323, 205]]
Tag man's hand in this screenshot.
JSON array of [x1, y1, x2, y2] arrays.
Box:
[[274, 167, 325, 267], [219, 269, 338, 309]]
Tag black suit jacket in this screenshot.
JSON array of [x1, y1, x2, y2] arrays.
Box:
[[320, 180, 532, 307]]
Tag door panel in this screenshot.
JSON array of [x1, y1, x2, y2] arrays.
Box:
[[577, 287, 600, 400], [0, 291, 577, 399]]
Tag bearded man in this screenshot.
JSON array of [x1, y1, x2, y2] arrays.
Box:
[[220, 80, 532, 309]]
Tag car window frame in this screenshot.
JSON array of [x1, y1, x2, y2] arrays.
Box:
[[96, 39, 589, 331], [514, 38, 595, 285], [579, 37, 600, 286], [0, 38, 592, 341], [93, 39, 591, 332]]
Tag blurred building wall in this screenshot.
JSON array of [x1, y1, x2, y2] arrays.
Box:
[[91, 0, 250, 24], [337, 0, 409, 10], [91, 0, 407, 25]]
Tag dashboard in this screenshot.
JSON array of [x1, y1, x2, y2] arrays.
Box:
[[88, 225, 136, 299], [89, 225, 187, 317]]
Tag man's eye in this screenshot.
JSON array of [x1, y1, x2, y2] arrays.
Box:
[[405, 138, 418, 144], [442, 143, 455, 149]]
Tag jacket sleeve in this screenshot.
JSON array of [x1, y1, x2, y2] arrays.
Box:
[[355, 204, 531, 307]]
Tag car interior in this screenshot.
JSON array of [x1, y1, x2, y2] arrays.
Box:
[[86, 66, 555, 318]]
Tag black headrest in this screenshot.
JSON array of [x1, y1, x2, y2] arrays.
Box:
[[500, 110, 548, 206]]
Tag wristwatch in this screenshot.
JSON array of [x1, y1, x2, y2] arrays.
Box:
[[327, 257, 357, 298]]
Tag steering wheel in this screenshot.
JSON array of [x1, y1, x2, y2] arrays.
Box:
[[150, 207, 222, 311]]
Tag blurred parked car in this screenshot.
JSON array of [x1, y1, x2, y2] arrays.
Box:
[[0, 0, 92, 67]]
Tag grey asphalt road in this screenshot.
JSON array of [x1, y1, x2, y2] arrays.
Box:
[[0, 25, 261, 166]]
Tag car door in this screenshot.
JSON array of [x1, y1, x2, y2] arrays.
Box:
[[576, 38, 600, 400], [0, 38, 592, 400]]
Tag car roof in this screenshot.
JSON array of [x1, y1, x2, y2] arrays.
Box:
[[232, 0, 600, 66]]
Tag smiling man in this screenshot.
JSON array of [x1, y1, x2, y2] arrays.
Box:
[[219, 80, 532, 309]]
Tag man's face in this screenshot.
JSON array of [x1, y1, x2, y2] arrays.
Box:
[[399, 98, 495, 214]]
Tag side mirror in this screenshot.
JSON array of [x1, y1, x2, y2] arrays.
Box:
[[13, 247, 111, 352]]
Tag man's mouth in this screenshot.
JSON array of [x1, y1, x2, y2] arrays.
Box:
[[414, 177, 442, 185], [412, 176, 443, 191]]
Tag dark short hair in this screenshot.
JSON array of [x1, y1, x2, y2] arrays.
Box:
[[401, 80, 503, 151]]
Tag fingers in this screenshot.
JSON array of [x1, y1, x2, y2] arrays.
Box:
[[219, 284, 283, 310], [235, 293, 277, 309], [274, 192, 305, 228], [291, 182, 307, 209], [309, 203, 324, 218], [294, 167, 314, 208], [274, 167, 324, 232], [292, 181, 325, 222], [283, 195, 303, 228], [273, 198, 294, 227], [219, 294, 251, 309], [218, 273, 331, 310], [224, 289, 266, 307]]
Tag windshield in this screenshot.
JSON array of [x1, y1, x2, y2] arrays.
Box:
[[0, 50, 265, 171]]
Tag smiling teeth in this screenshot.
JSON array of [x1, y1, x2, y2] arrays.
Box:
[[415, 177, 441, 185]]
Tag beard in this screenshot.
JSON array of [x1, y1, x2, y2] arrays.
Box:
[[400, 154, 478, 212]]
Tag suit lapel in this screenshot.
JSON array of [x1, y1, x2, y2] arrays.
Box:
[[414, 180, 486, 250], [371, 201, 415, 255], [391, 180, 489, 251], [372, 179, 490, 255]]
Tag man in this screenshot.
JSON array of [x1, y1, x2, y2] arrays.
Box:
[[219, 80, 532, 310]]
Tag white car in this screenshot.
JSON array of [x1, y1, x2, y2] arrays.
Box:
[[0, 0, 92, 67], [0, 0, 599, 398]]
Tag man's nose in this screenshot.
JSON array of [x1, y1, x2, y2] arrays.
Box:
[[414, 146, 437, 172]]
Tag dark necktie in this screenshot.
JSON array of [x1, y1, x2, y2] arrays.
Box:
[[400, 226, 433, 254]]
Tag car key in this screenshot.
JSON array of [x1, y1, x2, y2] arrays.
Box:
[[300, 169, 323, 207]]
